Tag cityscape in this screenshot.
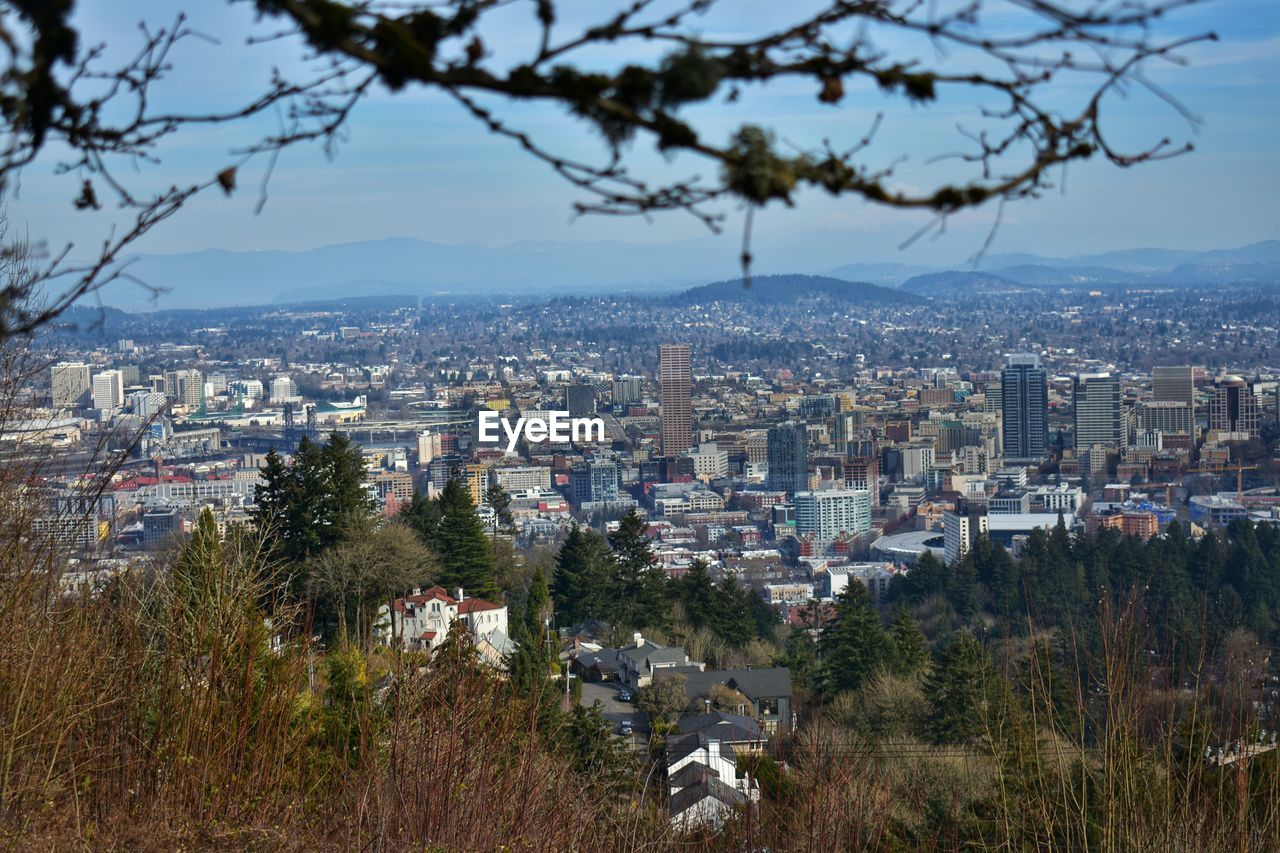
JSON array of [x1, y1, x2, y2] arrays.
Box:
[[2, 0, 1279, 849]]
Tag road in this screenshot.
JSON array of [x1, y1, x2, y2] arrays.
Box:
[[579, 680, 648, 750]]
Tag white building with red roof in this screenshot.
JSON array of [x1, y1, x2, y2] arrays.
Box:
[[381, 586, 509, 654]]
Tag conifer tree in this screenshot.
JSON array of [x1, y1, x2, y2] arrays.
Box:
[[888, 605, 930, 677], [551, 525, 615, 626], [677, 558, 717, 630], [819, 582, 890, 696], [608, 509, 665, 630], [432, 475, 499, 601], [924, 630, 990, 744]]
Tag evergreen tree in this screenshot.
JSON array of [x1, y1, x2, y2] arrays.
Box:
[[818, 582, 890, 696], [524, 566, 550, 638], [887, 605, 930, 677], [677, 558, 717, 630], [485, 481, 513, 533], [432, 475, 499, 601], [608, 509, 665, 630], [946, 552, 981, 623], [778, 625, 820, 694], [924, 630, 990, 744], [250, 434, 372, 566], [551, 525, 615, 626], [399, 490, 442, 540], [900, 551, 947, 602]]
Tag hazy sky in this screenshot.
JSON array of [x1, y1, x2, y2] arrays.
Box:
[[7, 0, 1279, 266]]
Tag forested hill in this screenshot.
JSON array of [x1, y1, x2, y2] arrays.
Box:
[[672, 274, 919, 306]]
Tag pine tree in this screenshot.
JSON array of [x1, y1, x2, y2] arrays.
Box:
[[608, 509, 665, 630], [399, 490, 442, 541], [778, 625, 820, 694], [818, 582, 890, 696], [946, 552, 981, 623], [902, 551, 947, 602], [924, 630, 990, 744], [551, 525, 615, 626], [887, 605, 930, 677], [524, 566, 550, 638], [432, 475, 499, 601], [677, 558, 717, 630]]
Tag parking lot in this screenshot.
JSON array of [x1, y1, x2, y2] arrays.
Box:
[[579, 680, 648, 749]]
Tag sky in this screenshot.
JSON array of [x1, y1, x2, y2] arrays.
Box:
[[5, 0, 1279, 269]]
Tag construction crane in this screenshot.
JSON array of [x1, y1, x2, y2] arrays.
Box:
[[1182, 461, 1259, 499]]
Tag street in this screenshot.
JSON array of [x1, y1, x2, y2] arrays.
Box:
[[579, 680, 648, 750]]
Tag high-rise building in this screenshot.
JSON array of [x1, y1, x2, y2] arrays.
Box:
[[165, 369, 204, 408], [417, 431, 442, 467], [462, 463, 489, 505], [1001, 353, 1048, 462], [570, 459, 620, 506], [1153, 365, 1195, 409], [494, 465, 551, 491], [129, 390, 168, 418], [611, 375, 644, 406], [983, 382, 1003, 415], [843, 456, 879, 507], [50, 362, 91, 409], [686, 442, 729, 480], [832, 413, 857, 456], [766, 422, 808, 494], [564, 382, 596, 417], [944, 510, 989, 566], [1073, 373, 1123, 449], [91, 370, 124, 412], [658, 344, 692, 456], [270, 375, 298, 403], [1136, 401, 1193, 436], [1209, 376, 1259, 437], [794, 489, 871, 545]]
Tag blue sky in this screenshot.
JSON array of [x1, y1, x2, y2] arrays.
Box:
[[7, 0, 1279, 267]]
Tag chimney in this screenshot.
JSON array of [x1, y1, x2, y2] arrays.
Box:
[[633, 631, 644, 647], [455, 588, 465, 601], [412, 587, 421, 597]]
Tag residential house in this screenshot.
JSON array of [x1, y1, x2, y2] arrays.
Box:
[[666, 732, 753, 830], [682, 668, 794, 734], [380, 586, 510, 655], [615, 633, 706, 691]]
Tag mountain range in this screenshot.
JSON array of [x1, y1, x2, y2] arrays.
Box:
[[834, 240, 1280, 292], [85, 237, 1279, 311]]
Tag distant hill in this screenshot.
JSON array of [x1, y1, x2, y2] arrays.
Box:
[[674, 274, 918, 305], [820, 240, 1280, 293], [899, 270, 1031, 296], [827, 261, 938, 288], [978, 240, 1280, 287]]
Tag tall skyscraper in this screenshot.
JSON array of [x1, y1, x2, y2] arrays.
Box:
[[1136, 401, 1193, 436], [1073, 373, 1123, 449], [1209, 375, 1259, 437], [766, 422, 808, 494], [1001, 353, 1048, 462], [658, 344, 692, 456], [564, 382, 596, 417], [843, 455, 879, 507], [611, 375, 644, 406], [270, 376, 298, 403], [50, 362, 91, 409], [91, 370, 124, 412], [944, 510, 989, 566], [794, 489, 871, 545], [165, 369, 204, 408], [1153, 365, 1195, 409]]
